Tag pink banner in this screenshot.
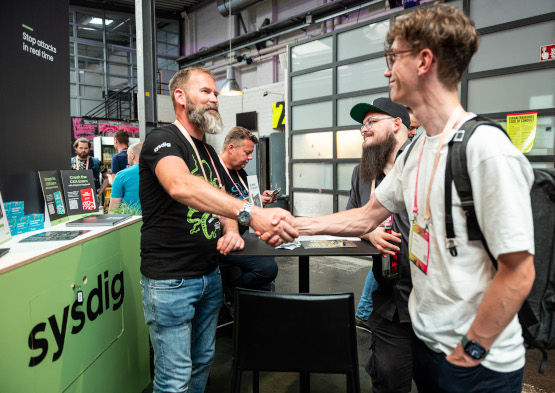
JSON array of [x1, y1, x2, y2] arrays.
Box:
[[72, 118, 97, 140], [98, 121, 139, 138]]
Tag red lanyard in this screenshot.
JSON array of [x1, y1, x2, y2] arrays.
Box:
[[173, 120, 223, 190], [218, 156, 249, 200], [75, 157, 90, 170], [412, 106, 464, 223]]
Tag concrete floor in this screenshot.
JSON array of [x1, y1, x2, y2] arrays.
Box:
[[145, 254, 555, 392]]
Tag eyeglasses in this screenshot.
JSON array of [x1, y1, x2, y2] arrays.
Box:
[[360, 116, 393, 132], [384, 49, 419, 70]]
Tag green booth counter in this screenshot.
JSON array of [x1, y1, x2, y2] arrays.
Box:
[[0, 217, 150, 393]]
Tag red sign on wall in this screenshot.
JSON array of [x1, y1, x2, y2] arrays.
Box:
[[540, 44, 555, 62]]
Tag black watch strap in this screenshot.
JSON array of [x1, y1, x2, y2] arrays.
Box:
[[461, 334, 488, 360]]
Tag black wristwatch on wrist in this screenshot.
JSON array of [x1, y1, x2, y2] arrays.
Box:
[[461, 335, 488, 360]]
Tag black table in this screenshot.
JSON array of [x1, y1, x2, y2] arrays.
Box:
[[231, 233, 379, 392], [231, 233, 380, 293]]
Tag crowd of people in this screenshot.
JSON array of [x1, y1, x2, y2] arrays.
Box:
[[71, 4, 538, 393]]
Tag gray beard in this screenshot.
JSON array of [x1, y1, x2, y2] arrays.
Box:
[[359, 132, 396, 183], [188, 104, 223, 135]]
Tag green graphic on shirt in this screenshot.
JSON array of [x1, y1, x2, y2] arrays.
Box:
[[186, 154, 219, 239]]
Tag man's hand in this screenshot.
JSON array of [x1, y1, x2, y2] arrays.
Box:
[[261, 190, 278, 206], [251, 207, 298, 246], [367, 227, 401, 255], [446, 342, 482, 367], [217, 232, 244, 255]]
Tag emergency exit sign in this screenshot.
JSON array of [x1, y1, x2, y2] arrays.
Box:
[[540, 44, 555, 61]]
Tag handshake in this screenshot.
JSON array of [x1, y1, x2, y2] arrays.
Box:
[[250, 206, 302, 246]]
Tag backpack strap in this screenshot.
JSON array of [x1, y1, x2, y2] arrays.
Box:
[[444, 115, 509, 261]]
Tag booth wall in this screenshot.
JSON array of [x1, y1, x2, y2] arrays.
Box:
[[0, 0, 71, 214]]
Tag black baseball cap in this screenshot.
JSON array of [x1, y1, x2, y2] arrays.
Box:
[[350, 97, 410, 129]]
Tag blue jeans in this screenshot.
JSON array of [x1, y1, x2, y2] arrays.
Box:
[[219, 255, 278, 293], [356, 269, 379, 320], [141, 268, 223, 393], [411, 331, 523, 393]]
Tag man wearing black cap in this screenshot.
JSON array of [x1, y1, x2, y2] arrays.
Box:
[[347, 97, 413, 393]]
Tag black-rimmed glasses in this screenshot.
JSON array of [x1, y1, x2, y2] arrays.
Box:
[[360, 116, 393, 132], [384, 49, 419, 70]]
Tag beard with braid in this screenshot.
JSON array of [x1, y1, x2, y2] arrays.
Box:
[[359, 130, 397, 183], [187, 99, 223, 135]]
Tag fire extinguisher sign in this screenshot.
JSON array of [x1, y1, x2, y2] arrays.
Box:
[[540, 44, 555, 62]]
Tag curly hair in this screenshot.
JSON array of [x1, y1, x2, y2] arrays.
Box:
[[386, 2, 479, 89]]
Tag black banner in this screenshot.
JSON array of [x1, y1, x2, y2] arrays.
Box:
[[0, 0, 70, 214]]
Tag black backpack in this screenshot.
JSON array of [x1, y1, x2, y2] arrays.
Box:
[[405, 116, 555, 373]]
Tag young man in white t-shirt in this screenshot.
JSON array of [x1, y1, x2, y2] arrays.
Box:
[[279, 4, 535, 391]]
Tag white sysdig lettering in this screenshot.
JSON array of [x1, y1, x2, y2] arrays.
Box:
[[154, 142, 171, 153]]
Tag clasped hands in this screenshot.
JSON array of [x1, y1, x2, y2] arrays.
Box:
[[251, 206, 298, 247]]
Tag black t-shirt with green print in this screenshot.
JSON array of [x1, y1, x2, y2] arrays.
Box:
[[139, 124, 233, 279]]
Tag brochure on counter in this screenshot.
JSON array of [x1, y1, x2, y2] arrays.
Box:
[[66, 214, 132, 227], [19, 230, 91, 243], [301, 240, 357, 249], [59, 170, 98, 215], [38, 170, 68, 225]]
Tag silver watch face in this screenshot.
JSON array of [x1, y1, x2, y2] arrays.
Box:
[[238, 210, 251, 225]]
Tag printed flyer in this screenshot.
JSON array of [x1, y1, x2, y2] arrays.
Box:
[[38, 170, 68, 225], [59, 170, 98, 215], [246, 175, 263, 208], [506, 112, 537, 153]]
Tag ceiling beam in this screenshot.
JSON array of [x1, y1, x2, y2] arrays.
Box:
[[69, 0, 181, 20]]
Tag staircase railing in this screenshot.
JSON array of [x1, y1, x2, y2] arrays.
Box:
[[85, 85, 137, 120]]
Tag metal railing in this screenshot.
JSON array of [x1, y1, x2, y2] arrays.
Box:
[[85, 85, 137, 120]]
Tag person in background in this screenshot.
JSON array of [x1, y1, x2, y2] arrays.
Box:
[[71, 137, 109, 199], [218, 126, 278, 299], [109, 142, 143, 214], [111, 129, 129, 182], [406, 107, 421, 140], [346, 97, 414, 392]]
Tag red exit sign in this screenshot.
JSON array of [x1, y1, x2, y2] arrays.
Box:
[[540, 44, 555, 61]]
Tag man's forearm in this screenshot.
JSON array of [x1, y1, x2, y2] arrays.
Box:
[[108, 197, 121, 213], [171, 174, 245, 219], [466, 251, 535, 349], [295, 196, 391, 237]]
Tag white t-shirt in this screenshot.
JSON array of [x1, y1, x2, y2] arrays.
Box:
[[375, 113, 535, 372]]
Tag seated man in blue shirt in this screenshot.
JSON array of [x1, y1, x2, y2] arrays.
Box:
[[109, 142, 142, 214]]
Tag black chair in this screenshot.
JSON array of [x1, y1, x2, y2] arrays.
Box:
[[230, 289, 360, 393]]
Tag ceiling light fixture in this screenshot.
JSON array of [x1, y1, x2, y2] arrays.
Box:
[[219, 1, 243, 96], [89, 17, 113, 26]]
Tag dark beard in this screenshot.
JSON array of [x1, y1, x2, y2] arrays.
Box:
[[359, 132, 396, 183], [187, 102, 223, 135]]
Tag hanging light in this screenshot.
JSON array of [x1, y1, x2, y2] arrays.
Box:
[[220, 65, 243, 96], [220, 0, 243, 96]]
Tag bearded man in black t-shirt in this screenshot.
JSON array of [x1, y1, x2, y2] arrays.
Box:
[[139, 67, 297, 393]]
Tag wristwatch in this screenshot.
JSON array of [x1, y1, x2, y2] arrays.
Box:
[[461, 335, 488, 360], [237, 201, 253, 226]]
